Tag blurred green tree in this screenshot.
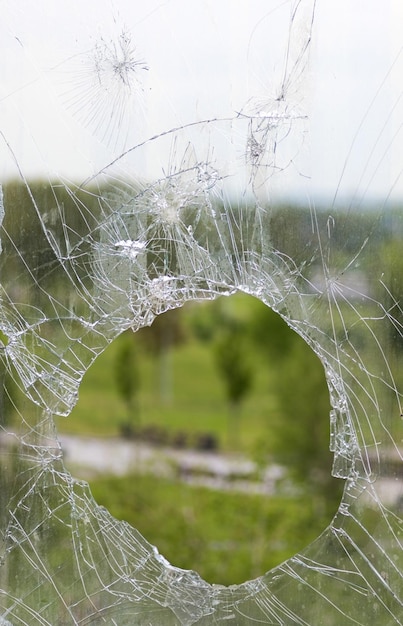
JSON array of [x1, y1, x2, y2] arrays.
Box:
[[213, 319, 254, 447], [136, 308, 187, 404], [115, 332, 141, 436], [248, 301, 342, 510]]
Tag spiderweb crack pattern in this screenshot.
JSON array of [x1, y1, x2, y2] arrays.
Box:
[[0, 0, 403, 624]]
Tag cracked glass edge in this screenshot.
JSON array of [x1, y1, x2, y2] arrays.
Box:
[[0, 1, 402, 624]]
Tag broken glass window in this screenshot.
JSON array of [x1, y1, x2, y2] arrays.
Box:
[[1, 1, 403, 623]]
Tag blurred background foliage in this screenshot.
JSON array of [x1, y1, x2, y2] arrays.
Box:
[[4, 179, 403, 584]]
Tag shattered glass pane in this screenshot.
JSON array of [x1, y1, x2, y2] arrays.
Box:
[[1, 1, 403, 623]]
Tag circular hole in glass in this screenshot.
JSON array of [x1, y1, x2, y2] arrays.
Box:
[[59, 293, 343, 585]]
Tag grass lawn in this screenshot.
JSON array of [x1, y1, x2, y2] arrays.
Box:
[[56, 299, 279, 455], [90, 471, 335, 587]]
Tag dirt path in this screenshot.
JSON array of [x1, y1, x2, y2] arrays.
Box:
[[59, 433, 284, 494]]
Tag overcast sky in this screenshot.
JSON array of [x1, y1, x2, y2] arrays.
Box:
[[1, 0, 402, 204]]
